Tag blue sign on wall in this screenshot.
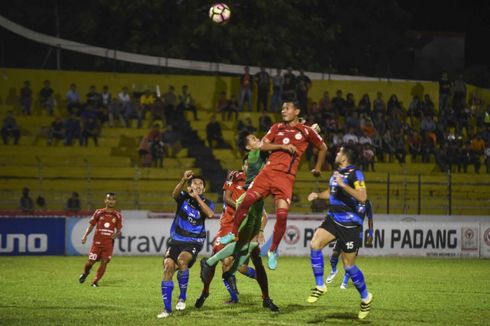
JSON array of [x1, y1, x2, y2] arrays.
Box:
[[0, 218, 65, 255]]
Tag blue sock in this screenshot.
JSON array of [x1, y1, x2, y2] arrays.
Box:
[[345, 265, 368, 300], [161, 280, 174, 312], [342, 273, 350, 285], [241, 266, 256, 279], [310, 249, 324, 287], [223, 277, 239, 302], [330, 255, 339, 273], [177, 269, 189, 300]]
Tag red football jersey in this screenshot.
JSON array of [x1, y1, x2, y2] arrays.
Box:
[[89, 208, 123, 246], [219, 171, 246, 230], [263, 122, 324, 176]]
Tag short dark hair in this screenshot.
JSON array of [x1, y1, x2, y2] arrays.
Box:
[[341, 144, 358, 165], [237, 130, 252, 152], [188, 175, 206, 188], [106, 192, 116, 197]]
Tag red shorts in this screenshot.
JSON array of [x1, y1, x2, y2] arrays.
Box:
[[212, 227, 233, 253], [248, 168, 295, 205], [89, 243, 114, 261]]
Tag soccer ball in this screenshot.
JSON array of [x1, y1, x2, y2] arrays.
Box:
[[209, 3, 231, 24]]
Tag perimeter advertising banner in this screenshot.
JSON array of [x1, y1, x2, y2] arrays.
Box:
[[0, 218, 65, 256], [66, 217, 480, 258]]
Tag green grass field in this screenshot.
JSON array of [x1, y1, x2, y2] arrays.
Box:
[[0, 256, 489, 325]]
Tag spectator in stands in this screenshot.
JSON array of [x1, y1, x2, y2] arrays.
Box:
[[1, 111, 20, 145], [66, 83, 82, 115], [392, 132, 407, 164], [109, 97, 127, 128], [343, 127, 359, 144], [407, 130, 422, 163], [20, 80, 32, 115], [139, 89, 155, 123], [459, 141, 481, 173], [151, 138, 165, 168], [161, 124, 182, 157], [360, 114, 376, 139], [177, 85, 198, 120], [387, 94, 402, 117], [421, 94, 435, 118], [420, 115, 437, 135], [82, 117, 100, 146], [361, 143, 375, 172], [458, 102, 472, 136], [99, 85, 112, 111], [372, 131, 384, 163], [138, 135, 152, 167], [358, 93, 371, 116], [237, 117, 257, 134], [331, 90, 345, 115], [345, 112, 360, 131], [238, 66, 253, 111], [344, 92, 355, 116], [255, 66, 270, 112], [206, 115, 226, 148], [118, 86, 133, 127], [20, 187, 34, 213], [452, 74, 466, 112], [439, 72, 451, 116], [421, 131, 437, 163], [150, 97, 166, 127], [282, 67, 296, 102], [258, 111, 272, 133], [64, 114, 83, 146], [39, 79, 55, 116], [163, 85, 178, 124], [319, 91, 333, 118], [296, 69, 312, 113], [217, 93, 239, 122], [372, 92, 386, 116], [86, 85, 100, 108], [407, 95, 422, 122], [66, 192, 81, 213], [36, 195, 47, 211], [47, 117, 65, 146], [271, 68, 283, 112]]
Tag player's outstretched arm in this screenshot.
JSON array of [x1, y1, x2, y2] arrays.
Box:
[[311, 143, 328, 177], [172, 170, 193, 200]]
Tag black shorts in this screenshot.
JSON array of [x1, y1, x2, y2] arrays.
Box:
[[165, 240, 202, 268], [320, 216, 362, 253]]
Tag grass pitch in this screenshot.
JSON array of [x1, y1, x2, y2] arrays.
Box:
[[0, 256, 489, 325]]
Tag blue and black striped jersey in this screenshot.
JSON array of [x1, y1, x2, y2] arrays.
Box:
[[328, 165, 367, 226], [170, 191, 215, 244]]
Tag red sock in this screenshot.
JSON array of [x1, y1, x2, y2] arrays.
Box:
[[93, 263, 107, 284], [232, 192, 259, 234], [270, 208, 288, 252]]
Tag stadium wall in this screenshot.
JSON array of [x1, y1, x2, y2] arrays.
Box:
[[1, 214, 490, 258]]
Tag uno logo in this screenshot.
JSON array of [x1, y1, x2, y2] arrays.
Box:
[[0, 233, 48, 253], [283, 225, 300, 245], [484, 228, 490, 246]]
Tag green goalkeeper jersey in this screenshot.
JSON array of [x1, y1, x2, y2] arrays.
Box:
[[245, 149, 267, 189]]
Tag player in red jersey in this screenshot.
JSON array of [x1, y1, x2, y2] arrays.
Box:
[[79, 193, 123, 287], [195, 161, 259, 306], [227, 101, 328, 270]]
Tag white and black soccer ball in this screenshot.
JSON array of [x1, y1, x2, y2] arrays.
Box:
[[209, 3, 231, 24]]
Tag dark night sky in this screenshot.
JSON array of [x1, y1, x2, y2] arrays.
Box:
[[398, 0, 490, 66]]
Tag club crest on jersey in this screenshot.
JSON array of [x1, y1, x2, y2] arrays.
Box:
[[104, 222, 110, 228], [282, 138, 290, 144], [295, 133, 303, 140]]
